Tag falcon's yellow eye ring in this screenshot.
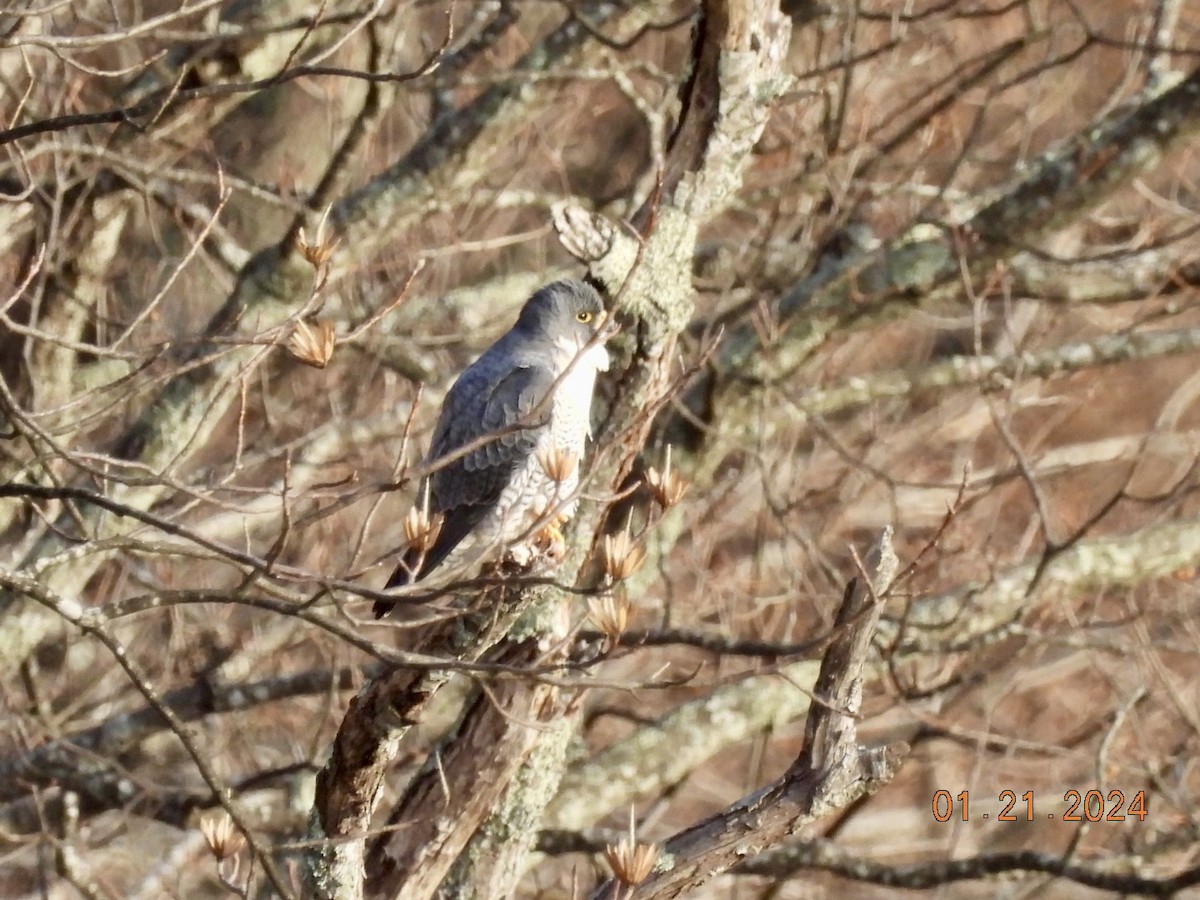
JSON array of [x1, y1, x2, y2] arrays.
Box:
[[576, 310, 594, 323]]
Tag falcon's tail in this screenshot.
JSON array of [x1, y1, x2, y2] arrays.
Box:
[[371, 508, 486, 617], [371, 546, 432, 618]]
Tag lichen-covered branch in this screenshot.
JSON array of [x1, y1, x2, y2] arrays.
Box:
[[305, 583, 543, 900], [720, 60, 1200, 383], [362, 600, 571, 900]]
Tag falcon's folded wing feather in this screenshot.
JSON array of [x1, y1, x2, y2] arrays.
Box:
[[380, 362, 556, 601]]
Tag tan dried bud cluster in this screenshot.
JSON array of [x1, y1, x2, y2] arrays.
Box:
[[294, 208, 339, 270], [601, 530, 645, 583], [587, 593, 630, 643], [296, 232, 339, 268], [645, 446, 689, 510], [200, 812, 246, 861], [404, 506, 443, 554], [287, 319, 336, 368], [537, 446, 579, 483], [605, 828, 660, 886]]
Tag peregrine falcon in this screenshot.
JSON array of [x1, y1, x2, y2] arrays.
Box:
[[374, 279, 612, 616]]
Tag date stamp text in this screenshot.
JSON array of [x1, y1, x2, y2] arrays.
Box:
[[932, 790, 1148, 822]]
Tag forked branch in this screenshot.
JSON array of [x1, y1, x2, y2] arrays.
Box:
[[591, 528, 906, 899]]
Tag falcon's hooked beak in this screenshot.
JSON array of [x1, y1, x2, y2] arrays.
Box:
[[596, 307, 620, 341], [592, 308, 617, 371]]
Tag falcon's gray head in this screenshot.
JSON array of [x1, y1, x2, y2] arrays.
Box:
[[515, 279, 611, 372]]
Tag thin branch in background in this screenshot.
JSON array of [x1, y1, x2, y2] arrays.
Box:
[[735, 842, 1200, 896], [0, 15, 454, 148]]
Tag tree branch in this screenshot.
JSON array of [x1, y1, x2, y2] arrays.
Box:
[[737, 841, 1200, 896], [590, 528, 904, 898]]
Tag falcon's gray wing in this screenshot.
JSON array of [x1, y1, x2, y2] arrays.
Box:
[[383, 360, 555, 592]]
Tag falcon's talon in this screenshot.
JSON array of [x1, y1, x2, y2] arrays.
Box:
[[535, 520, 568, 561], [506, 543, 537, 569]]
